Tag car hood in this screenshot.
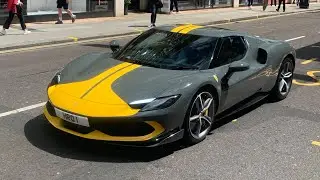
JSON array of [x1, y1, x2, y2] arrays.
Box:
[[53, 52, 196, 105]]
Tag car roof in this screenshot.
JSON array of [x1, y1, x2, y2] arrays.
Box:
[[155, 24, 249, 38]]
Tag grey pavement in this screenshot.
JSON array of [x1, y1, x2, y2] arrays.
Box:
[[0, 11, 319, 180], [0, 3, 320, 50]]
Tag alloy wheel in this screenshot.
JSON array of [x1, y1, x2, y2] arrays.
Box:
[[188, 92, 214, 139], [279, 61, 293, 96]]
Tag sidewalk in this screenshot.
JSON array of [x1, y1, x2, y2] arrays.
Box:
[[1, 3, 320, 51]]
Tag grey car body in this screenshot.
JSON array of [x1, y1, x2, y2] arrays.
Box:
[[45, 25, 296, 146]]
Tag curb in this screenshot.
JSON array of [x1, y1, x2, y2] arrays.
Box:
[[1, 8, 320, 52], [0, 31, 140, 52], [200, 8, 320, 25]]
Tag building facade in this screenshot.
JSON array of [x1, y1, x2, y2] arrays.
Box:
[[136, 0, 260, 12], [1, 0, 122, 21], [1, 0, 318, 21]]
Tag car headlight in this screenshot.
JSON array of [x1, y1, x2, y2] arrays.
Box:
[[129, 95, 180, 111], [47, 72, 61, 89]]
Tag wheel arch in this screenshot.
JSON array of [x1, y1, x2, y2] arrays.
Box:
[[284, 53, 295, 68]]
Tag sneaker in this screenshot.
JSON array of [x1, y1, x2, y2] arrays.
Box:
[[0, 29, 6, 36], [23, 30, 31, 35], [72, 15, 76, 23], [55, 20, 63, 24]]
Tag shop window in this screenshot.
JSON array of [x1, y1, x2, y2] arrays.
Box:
[[89, 0, 111, 12]]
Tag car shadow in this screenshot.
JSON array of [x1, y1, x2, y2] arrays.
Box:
[[293, 73, 318, 82], [209, 96, 268, 133], [25, 96, 269, 163], [24, 114, 186, 163], [296, 42, 320, 60]]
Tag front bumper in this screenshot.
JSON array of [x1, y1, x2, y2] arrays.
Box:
[[43, 101, 184, 147]]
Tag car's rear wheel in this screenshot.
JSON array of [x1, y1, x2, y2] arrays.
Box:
[[184, 90, 215, 145], [269, 57, 294, 101]]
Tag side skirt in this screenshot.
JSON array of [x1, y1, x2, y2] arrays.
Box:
[[215, 92, 270, 121]]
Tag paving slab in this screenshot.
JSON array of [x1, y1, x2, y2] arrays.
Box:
[[0, 3, 319, 50]]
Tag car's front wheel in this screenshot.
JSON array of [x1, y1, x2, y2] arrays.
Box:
[[269, 57, 294, 101], [184, 90, 215, 145]]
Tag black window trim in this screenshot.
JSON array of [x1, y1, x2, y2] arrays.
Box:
[[209, 35, 248, 69]]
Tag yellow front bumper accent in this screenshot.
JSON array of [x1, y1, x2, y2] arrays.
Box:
[[43, 106, 165, 142]]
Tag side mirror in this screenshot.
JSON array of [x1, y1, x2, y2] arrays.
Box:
[[110, 40, 120, 52], [229, 61, 250, 72]]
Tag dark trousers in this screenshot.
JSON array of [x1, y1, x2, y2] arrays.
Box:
[[151, 5, 158, 24], [277, 0, 285, 11], [271, 0, 277, 6], [248, 0, 253, 6], [170, 0, 179, 12], [3, 5, 26, 30]]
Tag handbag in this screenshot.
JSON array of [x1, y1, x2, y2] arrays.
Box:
[[155, 0, 163, 8]]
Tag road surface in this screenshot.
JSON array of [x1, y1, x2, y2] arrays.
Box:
[[0, 11, 319, 180]]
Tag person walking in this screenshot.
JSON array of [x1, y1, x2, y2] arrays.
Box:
[[271, 0, 277, 6], [170, 0, 179, 14], [149, 0, 162, 27], [0, 0, 30, 35], [55, 0, 76, 24], [248, 0, 253, 9], [276, 0, 285, 12]]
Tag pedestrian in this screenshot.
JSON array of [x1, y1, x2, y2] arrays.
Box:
[[248, 0, 253, 9], [0, 0, 30, 36], [271, 0, 277, 6], [263, 0, 268, 11], [55, 0, 76, 24], [276, 0, 285, 12], [170, 0, 179, 14], [148, 0, 163, 28]]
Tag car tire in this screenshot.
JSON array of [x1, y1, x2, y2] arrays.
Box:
[[269, 57, 295, 101], [183, 89, 215, 145]]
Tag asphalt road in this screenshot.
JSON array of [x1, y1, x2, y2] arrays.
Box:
[[0, 12, 319, 180]]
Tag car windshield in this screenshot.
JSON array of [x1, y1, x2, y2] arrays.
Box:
[[113, 29, 218, 70]]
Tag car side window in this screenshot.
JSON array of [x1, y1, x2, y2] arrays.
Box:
[[210, 36, 247, 68]]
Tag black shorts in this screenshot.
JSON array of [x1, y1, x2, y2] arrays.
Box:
[[57, 0, 68, 9]]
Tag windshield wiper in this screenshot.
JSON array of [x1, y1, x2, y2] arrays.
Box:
[[170, 65, 199, 70]]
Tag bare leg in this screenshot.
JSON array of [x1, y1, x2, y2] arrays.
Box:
[[65, 9, 76, 23], [58, 8, 63, 21]]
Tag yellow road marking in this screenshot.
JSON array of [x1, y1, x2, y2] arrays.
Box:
[[232, 119, 237, 122], [311, 141, 320, 147], [68, 36, 78, 42], [301, 58, 316, 65], [134, 28, 144, 34], [293, 71, 320, 86]]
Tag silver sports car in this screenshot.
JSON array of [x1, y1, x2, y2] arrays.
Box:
[[44, 24, 296, 147]]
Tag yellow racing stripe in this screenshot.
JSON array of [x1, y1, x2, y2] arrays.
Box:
[[49, 62, 133, 98], [48, 62, 142, 117], [170, 24, 193, 32], [44, 107, 165, 141], [178, 25, 203, 34], [83, 64, 141, 105]]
